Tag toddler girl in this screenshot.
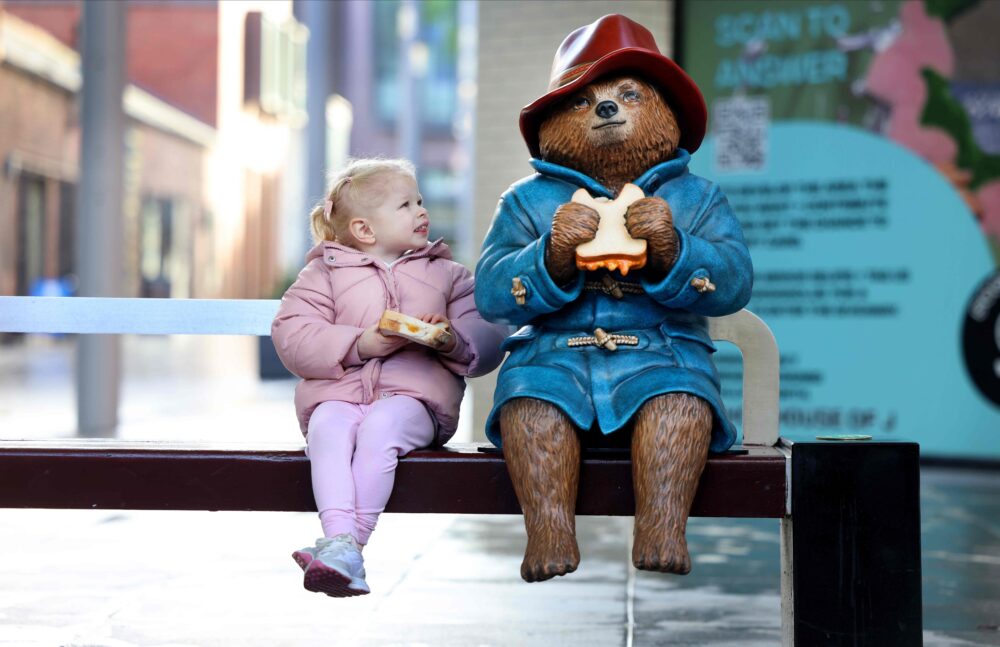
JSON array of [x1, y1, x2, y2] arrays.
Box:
[[272, 158, 506, 597]]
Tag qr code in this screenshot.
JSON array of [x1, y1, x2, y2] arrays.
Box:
[[713, 96, 769, 172]]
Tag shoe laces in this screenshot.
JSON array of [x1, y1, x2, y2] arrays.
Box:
[[315, 534, 361, 560]]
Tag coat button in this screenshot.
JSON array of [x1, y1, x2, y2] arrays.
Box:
[[327, 255, 335, 262], [690, 276, 716, 293], [511, 277, 527, 305], [380, 392, 391, 399]]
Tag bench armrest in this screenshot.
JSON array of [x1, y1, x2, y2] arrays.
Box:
[[709, 310, 779, 446]]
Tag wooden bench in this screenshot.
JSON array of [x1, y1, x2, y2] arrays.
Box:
[[0, 296, 922, 646]]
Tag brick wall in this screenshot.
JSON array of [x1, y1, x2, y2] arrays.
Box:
[[0, 66, 78, 296], [2, 0, 80, 50], [468, 3, 674, 438], [4, 0, 218, 126], [127, 5, 218, 127]]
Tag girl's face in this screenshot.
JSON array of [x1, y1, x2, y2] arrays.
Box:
[[365, 173, 430, 259]]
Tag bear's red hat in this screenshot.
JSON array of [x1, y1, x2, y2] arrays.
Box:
[[519, 14, 707, 158]]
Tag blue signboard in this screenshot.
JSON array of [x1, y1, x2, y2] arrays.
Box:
[[682, 0, 1000, 457]]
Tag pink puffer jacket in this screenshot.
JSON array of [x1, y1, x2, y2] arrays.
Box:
[[272, 239, 508, 444]]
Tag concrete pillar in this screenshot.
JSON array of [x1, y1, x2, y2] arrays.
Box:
[[397, 0, 422, 168], [301, 0, 332, 237], [454, 0, 478, 265], [76, 1, 126, 437]]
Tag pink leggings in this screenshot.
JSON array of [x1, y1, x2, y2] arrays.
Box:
[[306, 396, 435, 545]]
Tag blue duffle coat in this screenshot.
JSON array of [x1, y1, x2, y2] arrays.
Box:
[[474, 150, 753, 452]]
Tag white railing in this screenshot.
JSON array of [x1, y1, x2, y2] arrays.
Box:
[[0, 297, 779, 445]]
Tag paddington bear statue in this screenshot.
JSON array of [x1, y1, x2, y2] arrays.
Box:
[[474, 14, 753, 582]]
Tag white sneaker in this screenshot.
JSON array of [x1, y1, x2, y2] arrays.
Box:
[[291, 535, 357, 571], [297, 534, 370, 597], [290, 545, 317, 571]]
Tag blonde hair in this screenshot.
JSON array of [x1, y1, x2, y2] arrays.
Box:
[[310, 157, 417, 244]]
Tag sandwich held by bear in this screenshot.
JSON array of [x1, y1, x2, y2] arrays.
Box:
[[475, 14, 753, 582]]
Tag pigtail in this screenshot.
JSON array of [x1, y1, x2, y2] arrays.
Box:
[[310, 175, 354, 243], [309, 203, 330, 243]]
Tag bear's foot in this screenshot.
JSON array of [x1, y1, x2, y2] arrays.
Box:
[[500, 398, 582, 583], [630, 393, 712, 576], [632, 522, 691, 574], [521, 527, 580, 582]]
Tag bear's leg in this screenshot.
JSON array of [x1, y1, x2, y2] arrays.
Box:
[[500, 398, 581, 582], [631, 392, 712, 574]]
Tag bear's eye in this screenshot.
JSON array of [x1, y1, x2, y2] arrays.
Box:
[[573, 96, 591, 110], [622, 90, 640, 103]]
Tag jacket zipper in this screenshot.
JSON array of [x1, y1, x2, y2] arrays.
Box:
[[382, 260, 401, 311], [363, 260, 400, 402]]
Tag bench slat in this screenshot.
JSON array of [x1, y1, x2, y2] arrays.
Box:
[[0, 442, 785, 518], [0, 296, 278, 336]]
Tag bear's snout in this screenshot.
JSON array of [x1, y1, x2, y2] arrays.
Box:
[[596, 100, 619, 119]]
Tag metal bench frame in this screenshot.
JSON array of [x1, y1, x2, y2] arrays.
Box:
[[0, 296, 923, 645]]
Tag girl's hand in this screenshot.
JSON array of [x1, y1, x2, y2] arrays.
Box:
[[356, 324, 410, 359], [419, 314, 457, 353]]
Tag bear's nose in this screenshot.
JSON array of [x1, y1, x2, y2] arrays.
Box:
[[595, 100, 619, 119]]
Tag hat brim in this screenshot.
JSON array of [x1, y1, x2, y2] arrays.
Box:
[[519, 47, 707, 159]]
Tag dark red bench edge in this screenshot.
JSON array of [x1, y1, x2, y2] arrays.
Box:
[[0, 442, 786, 517]]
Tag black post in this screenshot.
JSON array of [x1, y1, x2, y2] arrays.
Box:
[[790, 441, 922, 645]]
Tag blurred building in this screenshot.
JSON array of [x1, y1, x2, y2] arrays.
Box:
[[0, 0, 673, 438], [0, 0, 306, 302], [314, 0, 469, 262]]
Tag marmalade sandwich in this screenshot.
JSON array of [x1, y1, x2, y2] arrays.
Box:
[[573, 183, 648, 276], [378, 310, 453, 349]]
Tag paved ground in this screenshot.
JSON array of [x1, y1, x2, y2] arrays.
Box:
[[1, 336, 999, 646]]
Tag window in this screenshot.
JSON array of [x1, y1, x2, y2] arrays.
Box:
[[57, 181, 76, 282], [139, 197, 173, 298], [15, 173, 46, 296], [245, 12, 308, 125], [421, 167, 459, 246]]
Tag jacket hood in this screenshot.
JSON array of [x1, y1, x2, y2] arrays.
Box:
[[305, 238, 452, 264]]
